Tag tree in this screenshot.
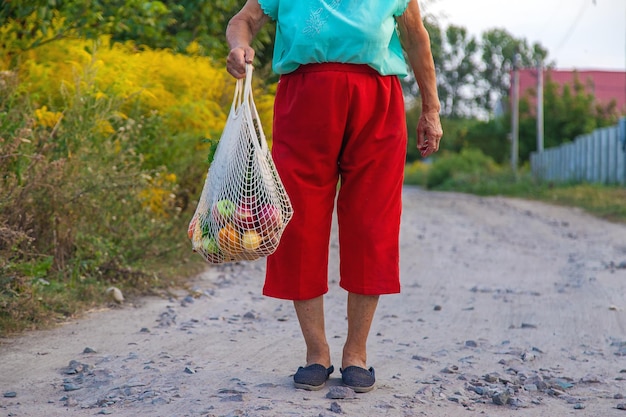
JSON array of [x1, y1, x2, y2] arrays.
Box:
[[437, 25, 479, 117], [0, 0, 274, 68], [406, 22, 479, 118], [478, 28, 548, 115], [517, 73, 619, 162]]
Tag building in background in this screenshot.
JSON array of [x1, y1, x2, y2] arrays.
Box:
[[517, 69, 626, 113]]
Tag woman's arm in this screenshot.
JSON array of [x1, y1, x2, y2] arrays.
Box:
[[226, 0, 270, 79], [396, 0, 443, 157]]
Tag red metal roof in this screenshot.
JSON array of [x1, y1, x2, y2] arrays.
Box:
[[516, 69, 626, 113]]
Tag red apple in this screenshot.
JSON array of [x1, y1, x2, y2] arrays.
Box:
[[233, 204, 256, 230], [256, 204, 283, 234], [240, 195, 257, 210]]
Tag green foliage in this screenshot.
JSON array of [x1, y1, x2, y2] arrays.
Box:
[[0, 0, 275, 69], [517, 73, 620, 162], [0, 36, 279, 335], [404, 101, 423, 162], [423, 148, 499, 189], [404, 160, 430, 187], [462, 117, 510, 164], [535, 184, 626, 224], [479, 28, 548, 113], [405, 156, 626, 225], [436, 117, 476, 154], [406, 110, 493, 164], [0, 64, 179, 280], [438, 25, 480, 117], [406, 20, 548, 118]]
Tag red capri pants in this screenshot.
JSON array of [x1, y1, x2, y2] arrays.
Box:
[[264, 63, 407, 300]]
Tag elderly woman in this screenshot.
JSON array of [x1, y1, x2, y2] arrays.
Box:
[[225, 0, 443, 392]]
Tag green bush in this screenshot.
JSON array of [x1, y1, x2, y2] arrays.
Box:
[[0, 32, 284, 334], [404, 160, 429, 187], [0, 68, 188, 332], [425, 148, 499, 189]]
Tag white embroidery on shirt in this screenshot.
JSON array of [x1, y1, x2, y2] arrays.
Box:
[[303, 0, 342, 38]]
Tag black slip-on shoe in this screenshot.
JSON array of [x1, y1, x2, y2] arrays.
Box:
[[293, 364, 334, 391], [340, 366, 376, 393]]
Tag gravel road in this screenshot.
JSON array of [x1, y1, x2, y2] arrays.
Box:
[[2, 187, 626, 417]]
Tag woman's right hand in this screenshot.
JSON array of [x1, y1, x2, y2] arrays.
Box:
[[227, 46, 256, 79], [225, 0, 268, 78]]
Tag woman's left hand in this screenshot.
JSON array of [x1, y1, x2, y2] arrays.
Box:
[[417, 111, 443, 157]]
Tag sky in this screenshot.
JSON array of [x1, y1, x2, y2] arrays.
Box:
[[423, 0, 626, 71]]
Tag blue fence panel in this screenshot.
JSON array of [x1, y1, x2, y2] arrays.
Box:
[[531, 117, 626, 185]]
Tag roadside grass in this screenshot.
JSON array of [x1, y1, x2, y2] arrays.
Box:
[[0, 216, 208, 336], [405, 156, 626, 225], [527, 184, 626, 224]]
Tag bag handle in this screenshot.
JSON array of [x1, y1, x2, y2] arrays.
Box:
[[231, 73, 244, 111], [242, 64, 269, 153]]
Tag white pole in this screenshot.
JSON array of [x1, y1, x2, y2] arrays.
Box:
[[537, 59, 544, 153], [511, 53, 520, 172]]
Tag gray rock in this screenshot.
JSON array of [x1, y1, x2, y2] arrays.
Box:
[[221, 394, 244, 402], [441, 365, 459, 374], [329, 401, 343, 413], [484, 373, 500, 383], [63, 383, 81, 392], [411, 355, 436, 363], [151, 397, 169, 405], [243, 311, 257, 320], [326, 386, 356, 399], [470, 385, 487, 396], [64, 397, 78, 407], [526, 375, 548, 390], [62, 360, 90, 375], [547, 388, 566, 397], [492, 391, 510, 406], [580, 374, 603, 384], [551, 378, 574, 390], [617, 348, 626, 357], [3, 392, 16, 398], [448, 395, 468, 403]]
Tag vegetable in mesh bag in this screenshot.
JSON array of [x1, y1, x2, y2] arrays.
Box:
[[188, 65, 293, 264]]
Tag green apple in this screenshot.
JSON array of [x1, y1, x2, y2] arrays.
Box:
[[211, 199, 236, 225]]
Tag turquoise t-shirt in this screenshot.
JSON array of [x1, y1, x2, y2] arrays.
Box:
[[258, 0, 411, 76]]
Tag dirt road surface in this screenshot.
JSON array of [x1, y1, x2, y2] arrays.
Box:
[[2, 187, 626, 417]]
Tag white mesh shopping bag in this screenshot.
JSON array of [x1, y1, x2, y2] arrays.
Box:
[[188, 65, 293, 264]]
